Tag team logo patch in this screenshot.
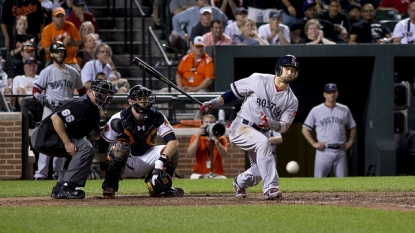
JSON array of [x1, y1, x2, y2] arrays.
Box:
[[65, 115, 75, 123], [61, 109, 71, 116]]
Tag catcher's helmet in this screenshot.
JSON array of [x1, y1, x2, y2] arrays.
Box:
[[127, 85, 156, 113], [49, 41, 67, 59], [275, 54, 300, 78], [90, 79, 115, 111]]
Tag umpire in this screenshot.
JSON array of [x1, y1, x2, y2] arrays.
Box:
[[33, 79, 115, 199]]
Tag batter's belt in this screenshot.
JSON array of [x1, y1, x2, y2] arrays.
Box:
[[242, 118, 269, 132], [326, 144, 342, 150]]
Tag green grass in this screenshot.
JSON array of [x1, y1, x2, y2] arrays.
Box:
[[0, 177, 414, 233], [0, 176, 414, 197]]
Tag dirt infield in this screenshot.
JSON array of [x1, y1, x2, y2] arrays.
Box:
[[1, 192, 414, 211]]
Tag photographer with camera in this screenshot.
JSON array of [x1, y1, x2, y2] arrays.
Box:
[[188, 114, 228, 179]]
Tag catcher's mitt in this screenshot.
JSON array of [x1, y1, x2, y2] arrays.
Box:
[[145, 169, 172, 194]]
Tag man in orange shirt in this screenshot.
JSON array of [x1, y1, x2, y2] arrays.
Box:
[[188, 114, 228, 179], [176, 36, 215, 92], [41, 7, 82, 71]]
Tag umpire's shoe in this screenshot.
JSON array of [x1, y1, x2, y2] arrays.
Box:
[[54, 182, 85, 199]]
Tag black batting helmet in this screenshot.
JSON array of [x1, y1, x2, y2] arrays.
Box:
[[127, 85, 156, 113], [90, 79, 115, 111], [275, 54, 300, 78], [49, 41, 67, 59]]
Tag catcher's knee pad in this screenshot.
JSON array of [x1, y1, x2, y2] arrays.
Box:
[[164, 150, 179, 177]]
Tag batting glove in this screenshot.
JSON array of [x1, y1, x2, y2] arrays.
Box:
[[258, 112, 270, 129], [200, 97, 222, 113], [258, 112, 279, 131], [200, 101, 213, 113], [36, 94, 46, 105]]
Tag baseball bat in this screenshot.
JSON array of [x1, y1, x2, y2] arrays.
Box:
[[132, 57, 203, 105]]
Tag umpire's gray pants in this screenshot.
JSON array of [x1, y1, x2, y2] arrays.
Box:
[[58, 137, 95, 187]]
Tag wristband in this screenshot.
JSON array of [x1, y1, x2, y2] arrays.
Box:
[[158, 154, 169, 163], [210, 97, 222, 107]]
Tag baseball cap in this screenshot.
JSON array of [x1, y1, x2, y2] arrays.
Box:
[[302, 0, 317, 13], [324, 83, 338, 92], [22, 44, 35, 52], [269, 11, 281, 19], [73, 0, 86, 5], [235, 7, 247, 15], [24, 57, 37, 66], [193, 36, 205, 47], [200, 6, 212, 14], [52, 7, 66, 16]]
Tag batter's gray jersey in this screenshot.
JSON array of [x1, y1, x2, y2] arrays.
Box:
[[231, 73, 298, 125], [34, 64, 83, 102], [303, 103, 356, 144]]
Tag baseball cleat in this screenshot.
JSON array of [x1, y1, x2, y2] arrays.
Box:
[[232, 178, 247, 198], [149, 187, 184, 197], [55, 186, 85, 199], [102, 188, 117, 199], [263, 188, 282, 200]]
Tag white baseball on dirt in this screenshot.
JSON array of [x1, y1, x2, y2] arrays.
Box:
[[286, 161, 299, 174]]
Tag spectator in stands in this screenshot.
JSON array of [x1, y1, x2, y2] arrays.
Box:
[[290, 0, 337, 44], [41, 0, 54, 25], [233, 17, 269, 45], [170, 0, 228, 53], [224, 7, 247, 39], [188, 114, 228, 179], [41, 7, 82, 71], [8, 16, 35, 62], [66, 0, 98, 32], [318, 0, 350, 42], [176, 36, 214, 92], [170, 0, 197, 15], [1, 0, 44, 49], [281, 0, 310, 25], [189, 6, 213, 44], [78, 21, 99, 50], [258, 11, 291, 45], [76, 33, 98, 69], [7, 57, 39, 107], [349, 4, 392, 44], [212, 0, 243, 21], [203, 19, 233, 46], [378, 0, 412, 15], [348, 3, 362, 27], [60, 0, 89, 16], [300, 19, 336, 44], [392, 2, 415, 44], [13, 43, 37, 77], [81, 43, 129, 93], [245, 0, 278, 23]]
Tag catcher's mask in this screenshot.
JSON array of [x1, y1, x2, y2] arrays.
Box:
[[49, 41, 67, 60], [275, 54, 300, 79], [127, 85, 156, 114], [90, 79, 116, 112]]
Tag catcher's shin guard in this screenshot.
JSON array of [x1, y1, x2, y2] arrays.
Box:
[[102, 142, 129, 198], [164, 150, 179, 177]]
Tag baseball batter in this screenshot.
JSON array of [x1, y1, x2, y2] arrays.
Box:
[[200, 54, 300, 200], [32, 41, 86, 180], [302, 83, 356, 177], [101, 85, 184, 198]]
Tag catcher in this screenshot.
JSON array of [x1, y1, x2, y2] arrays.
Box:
[[101, 85, 184, 198]]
